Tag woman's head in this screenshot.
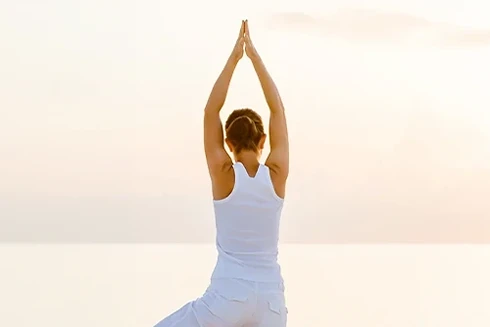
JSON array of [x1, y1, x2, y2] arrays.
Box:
[[225, 108, 266, 156]]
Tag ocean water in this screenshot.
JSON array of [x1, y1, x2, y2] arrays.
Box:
[[1, 244, 490, 327]]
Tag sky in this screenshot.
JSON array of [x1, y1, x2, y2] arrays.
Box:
[[1, 0, 490, 242]]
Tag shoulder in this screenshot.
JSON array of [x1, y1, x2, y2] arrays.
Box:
[[209, 161, 235, 201], [264, 163, 287, 200]]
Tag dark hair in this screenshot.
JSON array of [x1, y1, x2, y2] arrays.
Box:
[[225, 108, 265, 153]]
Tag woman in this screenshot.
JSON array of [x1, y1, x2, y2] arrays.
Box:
[[155, 20, 289, 327]]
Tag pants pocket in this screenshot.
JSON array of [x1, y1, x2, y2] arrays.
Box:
[[214, 284, 249, 303], [257, 294, 288, 327], [200, 284, 249, 325], [267, 298, 288, 316]]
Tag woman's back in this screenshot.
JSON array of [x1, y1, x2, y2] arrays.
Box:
[[212, 162, 284, 282]]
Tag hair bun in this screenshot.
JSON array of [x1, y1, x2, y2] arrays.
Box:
[[224, 108, 265, 154], [228, 115, 257, 138]]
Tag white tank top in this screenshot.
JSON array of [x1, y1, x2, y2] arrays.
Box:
[[211, 162, 284, 282]]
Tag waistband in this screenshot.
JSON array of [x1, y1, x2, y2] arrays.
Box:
[[210, 277, 285, 293]]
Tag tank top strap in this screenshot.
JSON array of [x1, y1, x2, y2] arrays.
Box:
[[256, 164, 269, 182], [232, 162, 247, 178], [259, 164, 284, 202]]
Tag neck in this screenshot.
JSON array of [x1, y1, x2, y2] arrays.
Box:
[[234, 150, 260, 164]]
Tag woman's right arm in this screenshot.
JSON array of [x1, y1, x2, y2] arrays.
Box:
[[204, 21, 245, 177], [245, 21, 289, 183]]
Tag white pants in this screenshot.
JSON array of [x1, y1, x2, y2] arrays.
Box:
[[154, 278, 288, 327]]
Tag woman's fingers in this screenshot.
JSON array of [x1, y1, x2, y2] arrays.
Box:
[[244, 20, 253, 44], [238, 20, 245, 39]]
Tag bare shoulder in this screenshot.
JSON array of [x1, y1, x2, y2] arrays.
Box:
[[265, 162, 287, 199], [209, 162, 235, 201]]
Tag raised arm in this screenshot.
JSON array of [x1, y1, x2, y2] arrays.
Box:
[[244, 21, 289, 181], [204, 21, 245, 176]]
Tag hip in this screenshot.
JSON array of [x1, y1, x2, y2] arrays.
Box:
[[206, 277, 288, 323], [155, 278, 288, 327]]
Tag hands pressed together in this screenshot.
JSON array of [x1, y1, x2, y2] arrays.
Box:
[[231, 20, 259, 63]]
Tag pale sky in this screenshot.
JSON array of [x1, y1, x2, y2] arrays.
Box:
[[1, 0, 489, 242]]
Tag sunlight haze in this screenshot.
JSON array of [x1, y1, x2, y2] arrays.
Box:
[[1, 0, 489, 242]]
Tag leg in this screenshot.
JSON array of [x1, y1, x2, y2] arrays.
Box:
[[153, 301, 201, 327]]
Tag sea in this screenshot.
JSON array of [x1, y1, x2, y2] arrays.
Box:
[[1, 244, 489, 326]]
